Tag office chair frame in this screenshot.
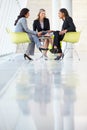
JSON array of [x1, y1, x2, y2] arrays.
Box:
[[63, 41, 80, 60], [62, 32, 81, 61]]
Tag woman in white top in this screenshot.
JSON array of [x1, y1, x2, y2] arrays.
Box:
[[33, 9, 53, 58]]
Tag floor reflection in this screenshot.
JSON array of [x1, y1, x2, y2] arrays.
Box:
[[52, 60, 78, 130], [15, 61, 53, 130], [13, 60, 78, 130], [0, 53, 87, 130]]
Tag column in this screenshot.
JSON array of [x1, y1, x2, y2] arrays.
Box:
[[61, 0, 73, 58], [52, 0, 60, 30], [61, 0, 72, 16], [18, 0, 28, 8]]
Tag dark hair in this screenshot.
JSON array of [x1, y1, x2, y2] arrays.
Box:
[[14, 8, 29, 25], [59, 8, 69, 18]]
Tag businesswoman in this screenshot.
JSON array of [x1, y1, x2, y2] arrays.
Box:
[[14, 8, 45, 60], [33, 9, 52, 57], [53, 8, 76, 60]]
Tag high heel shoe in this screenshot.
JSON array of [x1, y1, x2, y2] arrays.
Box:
[[54, 53, 64, 60], [50, 48, 58, 54], [24, 54, 33, 61], [39, 47, 48, 52]]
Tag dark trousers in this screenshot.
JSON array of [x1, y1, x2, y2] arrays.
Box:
[[53, 31, 64, 53]]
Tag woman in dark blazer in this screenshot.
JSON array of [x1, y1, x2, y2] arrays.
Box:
[[33, 9, 51, 57], [53, 8, 76, 60], [33, 9, 50, 32]]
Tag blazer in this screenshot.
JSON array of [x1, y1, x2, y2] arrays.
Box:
[[15, 17, 37, 35], [33, 18, 50, 32], [62, 16, 76, 32]]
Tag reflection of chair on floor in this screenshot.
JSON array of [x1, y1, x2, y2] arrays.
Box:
[[62, 32, 80, 60], [6, 28, 31, 53]]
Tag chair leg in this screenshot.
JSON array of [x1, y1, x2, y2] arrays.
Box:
[[63, 42, 68, 54], [63, 42, 73, 57], [73, 48, 80, 60], [63, 42, 80, 60]]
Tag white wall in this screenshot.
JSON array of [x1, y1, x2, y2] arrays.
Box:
[[0, 0, 29, 56], [18, 0, 27, 8], [0, 0, 20, 56], [73, 0, 87, 51], [26, 0, 52, 29]]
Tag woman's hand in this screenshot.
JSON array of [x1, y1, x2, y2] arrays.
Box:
[[37, 32, 42, 37], [59, 29, 67, 35], [47, 30, 54, 33]]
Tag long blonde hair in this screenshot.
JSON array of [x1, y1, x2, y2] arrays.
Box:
[[37, 9, 46, 20]]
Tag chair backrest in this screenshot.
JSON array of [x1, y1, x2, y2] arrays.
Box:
[[6, 28, 31, 44], [63, 32, 80, 43]]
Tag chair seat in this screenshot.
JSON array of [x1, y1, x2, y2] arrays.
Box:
[[9, 32, 31, 44], [62, 32, 81, 60], [63, 32, 80, 43], [6, 28, 31, 44]]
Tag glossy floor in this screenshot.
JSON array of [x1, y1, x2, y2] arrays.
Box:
[[0, 52, 87, 130]]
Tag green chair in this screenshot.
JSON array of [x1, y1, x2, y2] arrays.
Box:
[[6, 28, 31, 53], [6, 28, 31, 60], [62, 32, 80, 60], [6, 28, 31, 44]]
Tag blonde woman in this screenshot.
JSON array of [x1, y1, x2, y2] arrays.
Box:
[[33, 9, 52, 58]]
